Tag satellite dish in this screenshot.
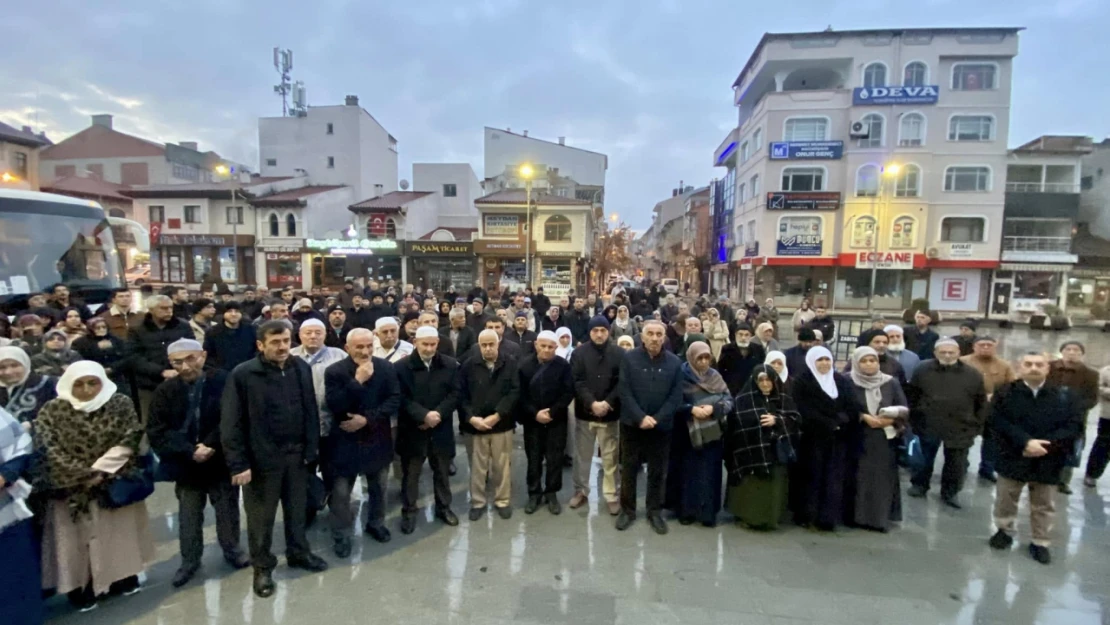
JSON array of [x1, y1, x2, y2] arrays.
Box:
[[399, 179, 410, 190]]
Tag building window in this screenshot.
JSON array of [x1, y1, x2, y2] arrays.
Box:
[[149, 205, 165, 223], [952, 63, 997, 90], [753, 128, 763, 151], [543, 214, 572, 242], [850, 216, 877, 248], [890, 216, 917, 249], [184, 205, 201, 224], [747, 220, 756, 243], [226, 206, 243, 224], [898, 113, 926, 146], [894, 164, 922, 197], [740, 141, 750, 163], [738, 182, 747, 204], [941, 216, 986, 242], [722, 168, 736, 212], [326, 123, 334, 135], [327, 156, 335, 168], [944, 166, 992, 192], [857, 113, 884, 148], [443, 183, 457, 197], [863, 62, 887, 87], [903, 61, 928, 86], [855, 164, 880, 197], [750, 174, 760, 200], [269, 213, 279, 237], [948, 115, 994, 141], [735, 224, 744, 247], [12, 152, 28, 178], [385, 218, 397, 239], [781, 167, 825, 191], [784, 118, 829, 142], [173, 163, 200, 182], [286, 213, 297, 237], [266, 158, 277, 167]]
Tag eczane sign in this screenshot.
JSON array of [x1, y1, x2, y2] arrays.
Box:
[[855, 251, 915, 270]]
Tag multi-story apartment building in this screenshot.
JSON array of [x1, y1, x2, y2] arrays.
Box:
[[258, 95, 398, 201], [712, 27, 1021, 315], [483, 127, 607, 207], [0, 121, 50, 189], [1073, 139, 1110, 320]]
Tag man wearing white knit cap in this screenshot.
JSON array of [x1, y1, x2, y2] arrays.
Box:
[[373, 316, 413, 364], [517, 330, 574, 515]]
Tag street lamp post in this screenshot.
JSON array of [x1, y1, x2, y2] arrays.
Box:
[[519, 164, 534, 290]]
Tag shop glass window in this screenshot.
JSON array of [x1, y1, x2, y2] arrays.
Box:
[[165, 248, 184, 283], [837, 268, 905, 310], [781, 167, 824, 191], [1014, 272, 1058, 300], [191, 247, 213, 282], [940, 217, 986, 242], [544, 215, 572, 241], [219, 247, 238, 282]]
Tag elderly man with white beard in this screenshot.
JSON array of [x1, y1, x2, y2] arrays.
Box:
[[883, 324, 920, 380]]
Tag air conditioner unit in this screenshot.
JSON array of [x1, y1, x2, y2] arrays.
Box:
[[926, 247, 940, 259], [849, 121, 870, 138]]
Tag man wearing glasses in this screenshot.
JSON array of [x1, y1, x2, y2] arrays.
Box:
[[147, 339, 249, 589]]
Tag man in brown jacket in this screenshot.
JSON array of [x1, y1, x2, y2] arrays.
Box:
[[98, 288, 141, 340], [960, 336, 1016, 482], [1046, 341, 1099, 494]]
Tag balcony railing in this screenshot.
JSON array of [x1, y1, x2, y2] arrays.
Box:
[[1005, 182, 1079, 194], [1002, 236, 1072, 253]]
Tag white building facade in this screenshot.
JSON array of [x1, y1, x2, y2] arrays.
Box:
[[712, 27, 1021, 315]]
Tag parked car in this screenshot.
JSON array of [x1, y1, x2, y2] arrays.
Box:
[[125, 264, 150, 286], [661, 278, 680, 294]]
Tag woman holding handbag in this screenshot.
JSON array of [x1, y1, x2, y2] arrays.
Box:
[[664, 341, 733, 527], [34, 361, 155, 612], [725, 365, 800, 530]]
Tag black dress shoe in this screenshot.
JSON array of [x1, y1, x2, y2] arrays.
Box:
[[224, 551, 251, 570], [648, 513, 669, 535], [436, 509, 460, 526], [1029, 544, 1052, 565], [366, 524, 392, 543], [978, 470, 998, 483], [1058, 483, 1073, 495], [400, 515, 417, 535], [333, 536, 352, 558], [172, 564, 199, 588], [942, 495, 962, 510], [524, 496, 542, 515], [679, 516, 696, 526], [989, 529, 1014, 550], [288, 553, 329, 572], [469, 507, 486, 522], [496, 506, 513, 520], [253, 569, 276, 598], [546, 496, 562, 515], [615, 511, 635, 531], [907, 485, 927, 498]]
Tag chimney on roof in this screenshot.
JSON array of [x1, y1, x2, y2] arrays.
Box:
[[21, 126, 32, 134], [345, 95, 359, 106], [523, 130, 528, 137], [672, 189, 678, 197], [558, 136, 565, 145], [91, 114, 113, 129], [179, 141, 198, 151]]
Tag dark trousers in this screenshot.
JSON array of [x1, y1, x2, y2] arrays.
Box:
[[401, 444, 453, 514], [619, 424, 671, 517], [243, 452, 311, 572], [524, 421, 568, 497], [1086, 418, 1110, 480], [176, 480, 242, 568], [331, 469, 387, 537], [978, 428, 998, 475], [911, 435, 969, 499]]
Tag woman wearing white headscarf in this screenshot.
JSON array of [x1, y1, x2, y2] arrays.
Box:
[[790, 346, 862, 531], [0, 405, 42, 625], [610, 305, 639, 341], [0, 346, 57, 428], [555, 327, 574, 361], [764, 350, 789, 385], [844, 347, 909, 532], [34, 362, 155, 611], [704, 308, 730, 362]]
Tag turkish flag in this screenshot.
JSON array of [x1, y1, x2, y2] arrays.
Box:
[[149, 222, 161, 246], [368, 214, 386, 237]]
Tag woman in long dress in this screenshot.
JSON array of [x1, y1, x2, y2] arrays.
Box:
[[35, 361, 155, 611], [725, 366, 800, 530], [664, 341, 733, 527], [704, 308, 730, 362], [791, 346, 863, 531], [844, 346, 909, 532], [0, 406, 43, 625]]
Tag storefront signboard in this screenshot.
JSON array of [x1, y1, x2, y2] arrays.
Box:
[[158, 233, 254, 246], [766, 192, 841, 211], [484, 214, 519, 237], [776, 216, 823, 256], [854, 251, 915, 270], [769, 141, 844, 160], [474, 239, 524, 254], [852, 85, 940, 105], [949, 243, 974, 257], [405, 241, 473, 255], [305, 238, 399, 255]]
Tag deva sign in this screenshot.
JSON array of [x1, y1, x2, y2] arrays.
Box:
[[853, 85, 939, 105]]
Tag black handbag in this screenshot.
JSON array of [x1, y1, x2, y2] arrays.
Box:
[[102, 454, 156, 509], [775, 434, 797, 465]]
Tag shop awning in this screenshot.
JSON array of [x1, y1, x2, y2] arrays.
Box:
[[999, 263, 1073, 273]]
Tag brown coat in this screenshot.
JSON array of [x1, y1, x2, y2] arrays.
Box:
[[97, 309, 141, 340], [1047, 360, 1099, 413], [959, 354, 1015, 397]]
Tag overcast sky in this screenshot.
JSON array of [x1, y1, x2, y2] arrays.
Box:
[[3, 0, 1107, 229]]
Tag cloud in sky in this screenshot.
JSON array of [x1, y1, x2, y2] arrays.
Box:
[[2, 0, 1107, 229]]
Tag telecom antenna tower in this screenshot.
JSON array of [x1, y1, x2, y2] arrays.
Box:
[[273, 47, 294, 116]]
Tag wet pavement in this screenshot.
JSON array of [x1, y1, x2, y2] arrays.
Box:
[[47, 326, 1110, 625]]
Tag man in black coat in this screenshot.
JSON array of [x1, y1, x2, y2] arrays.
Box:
[[806, 305, 836, 345], [462, 317, 521, 364], [324, 328, 401, 553], [458, 329, 519, 521], [988, 351, 1084, 565], [783, 328, 819, 383], [564, 297, 592, 345], [532, 287, 551, 319], [170, 286, 193, 321], [221, 321, 328, 598], [504, 311, 537, 357], [347, 294, 375, 330], [324, 305, 351, 348], [903, 310, 939, 361], [569, 316, 623, 514], [395, 326, 459, 534], [439, 308, 476, 360], [466, 296, 495, 334], [517, 331, 574, 515], [239, 287, 264, 321], [148, 339, 248, 588], [203, 302, 258, 372], [127, 294, 194, 422]]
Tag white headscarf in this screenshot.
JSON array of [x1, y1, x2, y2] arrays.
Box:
[[55, 361, 117, 413], [0, 346, 31, 388], [555, 327, 574, 360], [764, 350, 788, 383], [804, 345, 838, 399]]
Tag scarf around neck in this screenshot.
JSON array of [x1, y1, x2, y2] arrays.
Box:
[[0, 406, 34, 531], [849, 346, 891, 414]]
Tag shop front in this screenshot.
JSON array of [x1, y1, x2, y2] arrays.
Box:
[[1066, 269, 1110, 319], [306, 238, 402, 288], [150, 233, 254, 286], [258, 244, 305, 290], [474, 239, 527, 294], [989, 263, 1071, 319], [534, 253, 578, 299], [405, 241, 476, 294]]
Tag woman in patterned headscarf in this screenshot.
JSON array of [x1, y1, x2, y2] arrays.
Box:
[[0, 346, 57, 428]]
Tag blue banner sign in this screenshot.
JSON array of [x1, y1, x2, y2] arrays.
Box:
[[769, 141, 844, 160], [853, 85, 939, 105]]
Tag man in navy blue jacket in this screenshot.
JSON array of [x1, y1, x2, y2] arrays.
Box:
[[517, 331, 574, 515], [616, 320, 684, 535], [324, 328, 401, 556]]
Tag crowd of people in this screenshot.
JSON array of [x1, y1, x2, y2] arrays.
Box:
[[0, 278, 1102, 624]]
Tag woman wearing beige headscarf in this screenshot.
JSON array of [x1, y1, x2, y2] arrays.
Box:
[[34, 361, 154, 611], [704, 308, 730, 361]]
